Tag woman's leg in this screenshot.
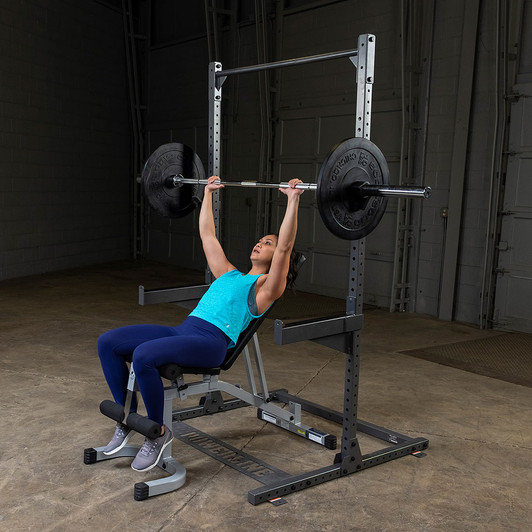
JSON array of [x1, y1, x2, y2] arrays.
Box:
[[97, 324, 176, 407], [132, 318, 229, 426]]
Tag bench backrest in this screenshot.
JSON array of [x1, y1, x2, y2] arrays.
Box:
[[218, 303, 275, 371], [171, 253, 305, 376]]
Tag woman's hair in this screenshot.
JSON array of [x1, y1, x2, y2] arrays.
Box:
[[286, 248, 304, 291], [269, 233, 304, 290]]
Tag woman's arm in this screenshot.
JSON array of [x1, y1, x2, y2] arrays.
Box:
[[199, 176, 235, 278], [255, 179, 303, 312]]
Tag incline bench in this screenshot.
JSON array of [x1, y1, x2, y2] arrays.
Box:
[[84, 260, 340, 502]]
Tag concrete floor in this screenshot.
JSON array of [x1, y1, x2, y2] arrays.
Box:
[[1, 261, 531, 531]]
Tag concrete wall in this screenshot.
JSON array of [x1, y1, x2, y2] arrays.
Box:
[[0, 0, 131, 281]]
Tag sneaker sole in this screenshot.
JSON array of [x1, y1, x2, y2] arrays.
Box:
[[103, 430, 133, 456], [131, 436, 174, 473]]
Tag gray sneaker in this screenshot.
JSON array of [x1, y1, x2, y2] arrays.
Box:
[[102, 423, 132, 455], [131, 426, 173, 472]]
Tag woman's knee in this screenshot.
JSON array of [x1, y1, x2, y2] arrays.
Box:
[[97, 330, 116, 359], [131, 344, 156, 376]]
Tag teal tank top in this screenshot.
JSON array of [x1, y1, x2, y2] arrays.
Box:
[[189, 269, 267, 347]]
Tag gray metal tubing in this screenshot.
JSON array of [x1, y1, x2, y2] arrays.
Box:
[[171, 176, 431, 199], [217, 48, 358, 77]]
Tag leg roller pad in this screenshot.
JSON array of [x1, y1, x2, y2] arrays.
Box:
[[84, 448, 98, 465], [99, 400, 125, 424], [134, 482, 150, 501], [126, 412, 162, 439], [158, 363, 182, 380]]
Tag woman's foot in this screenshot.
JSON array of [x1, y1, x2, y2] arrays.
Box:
[[131, 426, 174, 472], [102, 423, 132, 455]]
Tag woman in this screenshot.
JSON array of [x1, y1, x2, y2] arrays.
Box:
[[97, 176, 304, 472]]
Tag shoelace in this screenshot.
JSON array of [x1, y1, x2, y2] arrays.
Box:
[[114, 426, 128, 439], [138, 438, 157, 456]]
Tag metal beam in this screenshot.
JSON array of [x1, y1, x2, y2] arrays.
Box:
[[216, 48, 358, 81], [438, 0, 481, 320]]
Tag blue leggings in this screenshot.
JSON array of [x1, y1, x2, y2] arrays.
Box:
[[97, 316, 229, 425]]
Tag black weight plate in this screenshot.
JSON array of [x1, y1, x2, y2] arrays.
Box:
[[317, 137, 390, 240], [142, 143, 205, 218]]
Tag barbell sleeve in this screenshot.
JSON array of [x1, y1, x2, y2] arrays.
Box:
[[357, 183, 432, 199], [170, 175, 431, 199]]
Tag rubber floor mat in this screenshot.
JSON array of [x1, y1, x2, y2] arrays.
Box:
[[401, 333, 532, 387]]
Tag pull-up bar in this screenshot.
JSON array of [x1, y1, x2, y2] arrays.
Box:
[[216, 47, 359, 78]]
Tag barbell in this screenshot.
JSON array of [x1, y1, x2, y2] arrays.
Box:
[[142, 138, 431, 240]]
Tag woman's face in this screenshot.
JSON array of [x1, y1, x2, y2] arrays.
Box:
[[250, 234, 278, 265]]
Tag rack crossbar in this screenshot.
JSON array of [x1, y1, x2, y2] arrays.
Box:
[[217, 48, 358, 78]]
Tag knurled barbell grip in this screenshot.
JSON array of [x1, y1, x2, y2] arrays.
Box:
[[171, 175, 316, 191], [171, 175, 431, 199]]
